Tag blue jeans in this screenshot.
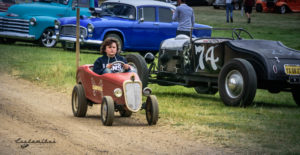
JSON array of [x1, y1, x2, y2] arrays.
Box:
[[226, 3, 233, 22]]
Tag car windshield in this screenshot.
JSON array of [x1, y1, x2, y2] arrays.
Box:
[[99, 3, 136, 20]]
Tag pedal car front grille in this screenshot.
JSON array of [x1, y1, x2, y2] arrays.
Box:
[[60, 25, 87, 38], [124, 81, 142, 112]]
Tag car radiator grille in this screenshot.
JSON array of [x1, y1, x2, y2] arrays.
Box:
[[60, 25, 87, 38], [0, 17, 29, 34], [124, 82, 142, 111]]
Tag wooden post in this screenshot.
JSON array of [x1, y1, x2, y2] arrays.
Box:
[[76, 8, 80, 69]]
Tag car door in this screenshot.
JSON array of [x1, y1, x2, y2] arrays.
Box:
[[130, 6, 159, 51], [157, 7, 177, 50]]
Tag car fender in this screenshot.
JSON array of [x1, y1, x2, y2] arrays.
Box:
[[101, 29, 126, 45], [275, 1, 287, 7], [29, 16, 57, 39]]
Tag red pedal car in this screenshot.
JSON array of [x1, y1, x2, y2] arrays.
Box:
[[71, 54, 159, 126]]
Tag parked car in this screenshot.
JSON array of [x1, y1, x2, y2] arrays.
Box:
[[256, 0, 300, 14], [72, 56, 159, 126], [0, 0, 96, 47], [54, 0, 212, 55], [213, 0, 243, 10], [126, 28, 300, 107]]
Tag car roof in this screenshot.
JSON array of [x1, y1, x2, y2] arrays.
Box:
[[103, 0, 176, 9]]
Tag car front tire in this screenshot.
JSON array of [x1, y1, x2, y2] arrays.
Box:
[[40, 28, 56, 48], [218, 58, 257, 107], [101, 96, 115, 126], [72, 84, 88, 117], [145, 95, 159, 125]]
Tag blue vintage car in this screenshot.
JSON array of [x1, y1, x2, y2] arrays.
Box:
[[0, 0, 95, 47], [54, 0, 212, 54]]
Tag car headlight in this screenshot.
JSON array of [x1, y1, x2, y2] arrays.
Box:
[[30, 17, 36, 26], [143, 87, 152, 96], [87, 23, 94, 33], [54, 20, 60, 29], [114, 88, 123, 98]]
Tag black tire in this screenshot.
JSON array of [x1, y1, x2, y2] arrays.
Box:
[[256, 4, 263, 12], [292, 87, 300, 106], [278, 5, 286, 14], [145, 95, 159, 125], [119, 110, 132, 117], [71, 84, 88, 117], [218, 58, 257, 107], [101, 96, 115, 126], [194, 85, 218, 95], [40, 28, 56, 48], [105, 33, 123, 50], [0, 38, 16, 44], [125, 53, 149, 88]]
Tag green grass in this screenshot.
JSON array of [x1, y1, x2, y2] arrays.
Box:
[[0, 6, 300, 153]]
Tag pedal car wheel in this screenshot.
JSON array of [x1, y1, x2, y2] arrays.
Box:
[[125, 54, 149, 88], [218, 58, 257, 107], [101, 96, 115, 126], [71, 84, 88, 117], [145, 95, 159, 125], [292, 87, 300, 106], [119, 110, 132, 117]]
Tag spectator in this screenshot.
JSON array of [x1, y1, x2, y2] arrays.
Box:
[[172, 0, 195, 36], [226, 0, 233, 23], [244, 0, 255, 23]]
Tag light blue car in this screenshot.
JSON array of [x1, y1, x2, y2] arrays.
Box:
[[0, 0, 96, 47], [54, 0, 212, 54]]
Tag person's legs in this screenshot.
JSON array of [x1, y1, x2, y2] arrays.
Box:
[[102, 68, 112, 74], [230, 4, 233, 22], [226, 3, 230, 23]]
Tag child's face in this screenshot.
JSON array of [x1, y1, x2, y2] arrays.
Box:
[[105, 42, 117, 57]]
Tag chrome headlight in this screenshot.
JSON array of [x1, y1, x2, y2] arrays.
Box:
[[114, 88, 123, 98], [87, 23, 94, 33], [54, 20, 60, 29], [30, 17, 36, 26], [143, 87, 152, 96]]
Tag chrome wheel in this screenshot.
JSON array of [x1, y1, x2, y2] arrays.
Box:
[[225, 70, 244, 98], [41, 28, 56, 47]]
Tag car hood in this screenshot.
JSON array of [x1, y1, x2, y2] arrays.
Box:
[[5, 2, 67, 19], [227, 40, 300, 59]]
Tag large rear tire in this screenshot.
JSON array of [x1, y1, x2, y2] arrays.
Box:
[[72, 84, 88, 117], [125, 53, 149, 88], [145, 95, 159, 125], [101, 96, 115, 126], [218, 59, 257, 107]]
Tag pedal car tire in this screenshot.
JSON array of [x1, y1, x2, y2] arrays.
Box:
[[101, 96, 115, 126], [71, 84, 88, 117], [292, 87, 300, 106], [119, 110, 132, 117], [145, 95, 159, 125], [218, 58, 257, 107], [126, 54, 149, 88]]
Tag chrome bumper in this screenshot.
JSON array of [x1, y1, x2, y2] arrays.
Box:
[[52, 35, 102, 45], [0, 32, 35, 40]]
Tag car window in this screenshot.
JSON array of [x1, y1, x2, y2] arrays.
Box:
[[138, 7, 155, 22], [72, 0, 89, 7], [158, 7, 172, 23], [100, 3, 136, 19]]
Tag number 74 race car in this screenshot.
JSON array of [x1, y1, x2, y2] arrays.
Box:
[[71, 61, 159, 126], [126, 28, 300, 107]]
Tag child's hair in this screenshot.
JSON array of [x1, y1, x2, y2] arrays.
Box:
[[100, 38, 120, 55]]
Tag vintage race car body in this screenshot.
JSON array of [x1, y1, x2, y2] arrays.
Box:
[[54, 0, 212, 54], [256, 0, 300, 14], [72, 60, 159, 126], [128, 29, 300, 107]]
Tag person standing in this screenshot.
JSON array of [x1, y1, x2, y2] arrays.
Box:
[[172, 0, 195, 36], [226, 0, 233, 23], [244, 0, 255, 23]]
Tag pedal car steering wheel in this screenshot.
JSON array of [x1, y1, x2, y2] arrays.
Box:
[[110, 61, 125, 73], [232, 28, 254, 40]]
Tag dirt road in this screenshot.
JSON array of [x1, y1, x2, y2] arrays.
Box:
[[0, 73, 233, 154]]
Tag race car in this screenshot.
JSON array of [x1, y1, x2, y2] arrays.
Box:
[[127, 28, 300, 107], [71, 58, 159, 126]]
